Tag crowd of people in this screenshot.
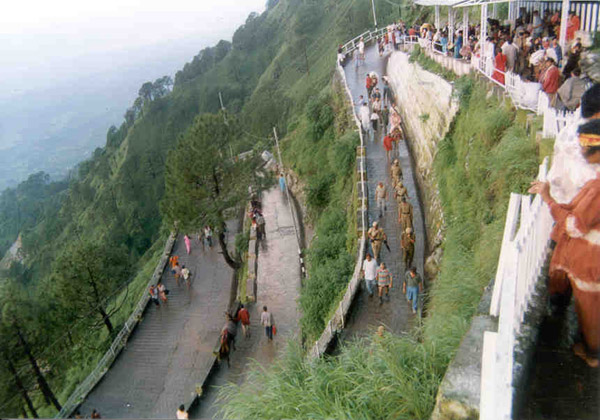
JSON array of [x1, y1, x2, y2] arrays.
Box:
[[418, 9, 590, 110], [340, 9, 591, 113], [147, 228, 220, 306], [352, 54, 425, 314]]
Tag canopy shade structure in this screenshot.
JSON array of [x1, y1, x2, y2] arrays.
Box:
[[412, 0, 466, 5]]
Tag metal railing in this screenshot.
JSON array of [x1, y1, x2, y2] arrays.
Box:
[[480, 158, 554, 420], [341, 27, 388, 56], [56, 232, 178, 418], [309, 58, 368, 359]]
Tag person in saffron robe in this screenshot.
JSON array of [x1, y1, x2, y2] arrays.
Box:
[[492, 46, 507, 85], [529, 119, 600, 367]]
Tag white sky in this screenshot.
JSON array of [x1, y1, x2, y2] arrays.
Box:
[[0, 0, 266, 96]]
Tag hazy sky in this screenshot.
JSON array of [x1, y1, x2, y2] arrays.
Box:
[[0, 0, 266, 97]]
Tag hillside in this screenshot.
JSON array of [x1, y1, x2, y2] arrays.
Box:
[[0, 0, 423, 417]]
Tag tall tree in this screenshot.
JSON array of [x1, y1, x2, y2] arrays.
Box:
[[1, 283, 61, 412], [161, 113, 266, 269], [51, 240, 131, 335], [0, 335, 38, 419], [138, 82, 154, 103]]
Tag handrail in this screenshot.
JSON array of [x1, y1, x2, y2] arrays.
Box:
[[56, 232, 178, 418], [480, 158, 554, 420], [309, 58, 368, 359]]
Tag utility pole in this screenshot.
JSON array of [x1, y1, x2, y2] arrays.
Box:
[[272, 126, 305, 277], [371, 0, 378, 29], [218, 91, 225, 111], [218, 91, 228, 125]]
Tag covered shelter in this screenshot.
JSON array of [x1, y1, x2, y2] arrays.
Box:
[[413, 0, 599, 54]]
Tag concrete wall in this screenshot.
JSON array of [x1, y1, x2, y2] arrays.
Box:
[[386, 51, 458, 254]]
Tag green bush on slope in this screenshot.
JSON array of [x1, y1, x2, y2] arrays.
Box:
[[283, 86, 359, 343]]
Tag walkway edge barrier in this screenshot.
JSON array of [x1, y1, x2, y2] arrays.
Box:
[[56, 232, 178, 418], [309, 61, 368, 359], [480, 158, 554, 420]]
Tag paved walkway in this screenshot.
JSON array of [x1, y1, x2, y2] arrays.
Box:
[[79, 222, 237, 419], [190, 186, 301, 419], [341, 45, 426, 337], [517, 302, 600, 419]]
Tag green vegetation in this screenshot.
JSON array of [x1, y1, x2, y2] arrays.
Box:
[[283, 85, 359, 342], [409, 45, 457, 81], [218, 335, 444, 420], [218, 77, 541, 418], [161, 113, 267, 269]]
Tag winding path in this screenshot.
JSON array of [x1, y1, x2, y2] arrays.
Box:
[[341, 45, 426, 338], [79, 222, 237, 419], [190, 186, 301, 419]]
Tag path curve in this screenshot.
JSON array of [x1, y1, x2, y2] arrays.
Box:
[[79, 222, 237, 419], [341, 44, 426, 338]]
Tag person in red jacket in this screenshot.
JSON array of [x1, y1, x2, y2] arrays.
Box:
[[236, 304, 251, 338], [541, 57, 560, 106], [366, 74, 374, 98]]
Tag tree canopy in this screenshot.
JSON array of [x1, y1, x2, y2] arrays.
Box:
[[162, 113, 266, 268]]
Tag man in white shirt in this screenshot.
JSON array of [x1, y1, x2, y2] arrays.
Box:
[[359, 102, 371, 139], [357, 37, 365, 66], [501, 38, 518, 72], [260, 306, 274, 340], [361, 253, 379, 297]]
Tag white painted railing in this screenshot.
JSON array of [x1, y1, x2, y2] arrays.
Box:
[[342, 27, 419, 56], [539, 95, 581, 138], [470, 52, 580, 139], [341, 27, 389, 55], [309, 58, 369, 359], [480, 157, 554, 420]]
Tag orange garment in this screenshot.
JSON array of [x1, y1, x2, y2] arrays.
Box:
[[169, 255, 179, 269], [567, 15, 580, 41], [383, 135, 393, 152], [492, 52, 507, 85], [548, 175, 600, 352]]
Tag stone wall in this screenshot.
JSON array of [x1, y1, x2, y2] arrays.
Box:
[[386, 51, 458, 257]]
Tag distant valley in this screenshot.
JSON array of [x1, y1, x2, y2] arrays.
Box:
[[0, 36, 219, 189]]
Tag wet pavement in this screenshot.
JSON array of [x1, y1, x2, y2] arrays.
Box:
[[517, 301, 600, 419], [79, 222, 237, 419], [190, 186, 301, 419], [340, 45, 426, 338]]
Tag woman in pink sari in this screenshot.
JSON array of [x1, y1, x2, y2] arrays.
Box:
[[184, 234, 191, 255]]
